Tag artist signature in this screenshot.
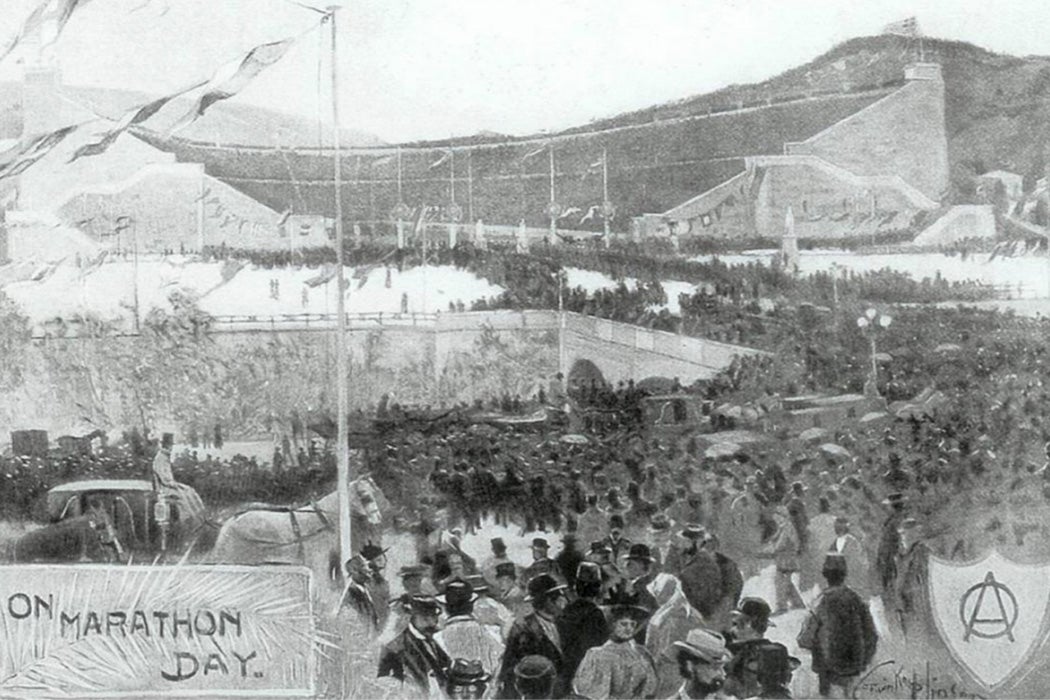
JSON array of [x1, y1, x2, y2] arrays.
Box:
[[853, 660, 986, 699]]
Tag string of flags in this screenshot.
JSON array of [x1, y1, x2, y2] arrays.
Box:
[[166, 37, 298, 137], [0, 0, 91, 64]]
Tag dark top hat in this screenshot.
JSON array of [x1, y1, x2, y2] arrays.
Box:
[[360, 541, 389, 561], [822, 552, 848, 575], [589, 541, 611, 554], [608, 513, 625, 529], [448, 658, 491, 685], [490, 537, 507, 552], [495, 562, 517, 579], [524, 573, 567, 602], [575, 561, 603, 585], [532, 537, 550, 550], [626, 543, 655, 563]]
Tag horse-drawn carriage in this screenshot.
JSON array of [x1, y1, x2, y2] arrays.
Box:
[[13, 479, 207, 563]]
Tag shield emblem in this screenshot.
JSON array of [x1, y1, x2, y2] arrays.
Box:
[[928, 550, 1050, 693]]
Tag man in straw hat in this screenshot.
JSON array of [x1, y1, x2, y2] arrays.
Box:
[[797, 553, 877, 698], [498, 574, 569, 698], [436, 579, 504, 680], [377, 594, 451, 694], [571, 602, 657, 699], [671, 628, 734, 699]]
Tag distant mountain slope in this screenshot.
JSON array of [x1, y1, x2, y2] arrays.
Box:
[[0, 81, 384, 148]]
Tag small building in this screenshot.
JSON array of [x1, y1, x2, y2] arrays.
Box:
[[977, 170, 1024, 202]]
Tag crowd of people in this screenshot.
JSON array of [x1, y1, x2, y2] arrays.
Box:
[[343, 447, 887, 699]]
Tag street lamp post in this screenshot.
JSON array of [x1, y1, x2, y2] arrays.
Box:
[[856, 307, 892, 396]]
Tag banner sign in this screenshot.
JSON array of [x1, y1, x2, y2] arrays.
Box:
[[0, 564, 316, 697]]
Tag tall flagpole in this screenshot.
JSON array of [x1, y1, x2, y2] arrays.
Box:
[[328, 4, 352, 567], [548, 146, 556, 243]]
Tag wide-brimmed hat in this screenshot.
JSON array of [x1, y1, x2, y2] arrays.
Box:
[[681, 523, 707, 540], [673, 628, 732, 663], [513, 655, 556, 682], [603, 603, 653, 624], [405, 595, 442, 615], [748, 642, 801, 676], [438, 579, 478, 608], [524, 574, 567, 602], [462, 574, 489, 594], [732, 597, 776, 628], [448, 658, 491, 685]]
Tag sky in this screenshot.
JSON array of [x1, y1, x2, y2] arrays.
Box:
[[0, 0, 1047, 144]]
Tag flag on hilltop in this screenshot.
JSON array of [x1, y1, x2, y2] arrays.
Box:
[[413, 205, 434, 236], [0, 124, 78, 180], [69, 84, 204, 162], [0, 0, 92, 64], [882, 16, 920, 37], [167, 37, 296, 136]]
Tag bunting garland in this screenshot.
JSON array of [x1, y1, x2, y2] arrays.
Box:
[[167, 37, 297, 136]]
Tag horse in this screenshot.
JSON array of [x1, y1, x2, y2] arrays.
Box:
[[207, 476, 387, 589], [13, 511, 121, 563]]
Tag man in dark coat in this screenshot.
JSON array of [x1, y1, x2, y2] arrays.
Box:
[[497, 574, 569, 699], [377, 595, 451, 694], [554, 533, 584, 588], [723, 597, 775, 699], [678, 529, 724, 619], [557, 562, 609, 684], [797, 554, 878, 698], [875, 492, 907, 605], [521, 538, 559, 586]]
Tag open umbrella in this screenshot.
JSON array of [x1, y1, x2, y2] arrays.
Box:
[[798, 427, 828, 443], [819, 443, 852, 460], [705, 442, 742, 460], [933, 343, 962, 354]]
